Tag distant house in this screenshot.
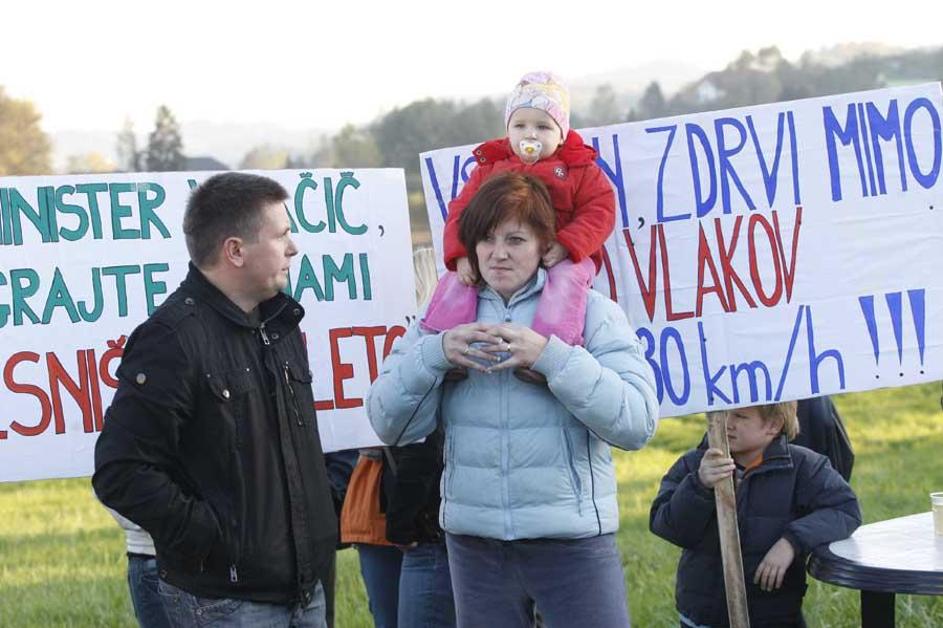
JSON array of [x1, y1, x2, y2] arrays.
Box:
[[695, 80, 721, 104], [184, 156, 230, 171]]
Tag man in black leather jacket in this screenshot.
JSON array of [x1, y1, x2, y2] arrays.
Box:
[[94, 172, 337, 627]]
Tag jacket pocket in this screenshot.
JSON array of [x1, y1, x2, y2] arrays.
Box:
[[200, 499, 242, 581], [561, 428, 583, 511], [206, 368, 258, 444], [283, 361, 314, 428]]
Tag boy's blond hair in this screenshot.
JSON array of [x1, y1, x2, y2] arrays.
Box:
[[709, 401, 800, 441]]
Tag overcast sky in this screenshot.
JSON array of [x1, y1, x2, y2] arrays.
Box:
[[2, 0, 940, 133]]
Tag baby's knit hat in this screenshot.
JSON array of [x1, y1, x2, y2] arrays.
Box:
[[504, 71, 570, 138]]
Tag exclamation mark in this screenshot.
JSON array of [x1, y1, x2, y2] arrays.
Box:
[[907, 289, 926, 374], [858, 295, 880, 377], [885, 292, 904, 376]]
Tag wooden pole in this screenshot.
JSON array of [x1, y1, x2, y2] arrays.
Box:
[[707, 411, 751, 628]]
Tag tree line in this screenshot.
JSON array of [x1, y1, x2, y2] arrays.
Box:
[[2, 45, 941, 201]]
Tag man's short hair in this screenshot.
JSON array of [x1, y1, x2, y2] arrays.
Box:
[[457, 173, 556, 279], [183, 172, 289, 268]]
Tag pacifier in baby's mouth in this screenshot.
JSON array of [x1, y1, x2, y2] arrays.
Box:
[[518, 139, 543, 163]]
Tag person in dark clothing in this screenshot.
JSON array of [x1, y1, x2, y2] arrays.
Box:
[[793, 397, 855, 481], [650, 401, 861, 627], [93, 172, 337, 627], [381, 429, 456, 627]]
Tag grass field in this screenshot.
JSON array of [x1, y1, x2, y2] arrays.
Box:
[[1, 383, 941, 627]]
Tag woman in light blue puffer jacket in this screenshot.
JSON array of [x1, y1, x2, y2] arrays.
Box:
[[368, 173, 659, 627]]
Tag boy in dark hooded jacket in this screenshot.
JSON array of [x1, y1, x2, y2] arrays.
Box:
[[650, 401, 861, 627]]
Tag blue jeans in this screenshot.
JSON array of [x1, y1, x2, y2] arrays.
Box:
[[356, 544, 403, 628], [157, 578, 327, 628], [128, 555, 171, 628], [398, 542, 456, 627], [446, 533, 631, 628]]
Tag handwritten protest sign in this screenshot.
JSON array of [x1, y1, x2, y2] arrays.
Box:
[[421, 83, 943, 417], [0, 169, 413, 482]]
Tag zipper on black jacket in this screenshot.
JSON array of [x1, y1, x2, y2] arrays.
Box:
[[284, 363, 304, 426], [259, 322, 271, 345], [230, 564, 239, 583]]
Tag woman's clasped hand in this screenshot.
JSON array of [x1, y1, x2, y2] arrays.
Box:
[[442, 322, 548, 373]]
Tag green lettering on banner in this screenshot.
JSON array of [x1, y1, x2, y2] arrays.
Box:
[[75, 183, 106, 240], [136, 183, 171, 239], [292, 254, 326, 302], [0, 188, 11, 244], [40, 187, 61, 243], [335, 172, 367, 235], [294, 174, 325, 233], [324, 253, 356, 301], [359, 253, 372, 300], [0, 272, 8, 326], [78, 267, 105, 322], [322, 177, 338, 233], [109, 183, 139, 239], [144, 263, 169, 314], [9, 188, 51, 244], [55, 185, 90, 241], [11, 268, 40, 325], [41, 267, 81, 324], [102, 265, 140, 317]]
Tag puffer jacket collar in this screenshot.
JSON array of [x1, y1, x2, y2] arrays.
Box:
[[473, 130, 599, 167], [477, 268, 547, 307]]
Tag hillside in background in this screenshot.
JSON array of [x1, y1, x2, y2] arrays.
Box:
[[44, 42, 943, 243]]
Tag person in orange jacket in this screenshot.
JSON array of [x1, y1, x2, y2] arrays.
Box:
[[422, 71, 615, 384]]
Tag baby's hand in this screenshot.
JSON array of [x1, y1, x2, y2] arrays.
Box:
[[456, 257, 477, 285], [697, 448, 735, 489], [542, 242, 568, 268], [754, 538, 796, 591]]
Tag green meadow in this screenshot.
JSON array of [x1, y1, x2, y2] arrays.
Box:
[[1, 383, 941, 627]]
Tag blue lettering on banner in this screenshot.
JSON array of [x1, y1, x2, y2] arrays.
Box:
[[647, 111, 801, 223], [824, 97, 941, 201], [715, 117, 757, 213], [590, 134, 629, 229], [423, 154, 476, 221]]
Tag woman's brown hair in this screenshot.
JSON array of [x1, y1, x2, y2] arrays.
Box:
[[457, 173, 556, 277]]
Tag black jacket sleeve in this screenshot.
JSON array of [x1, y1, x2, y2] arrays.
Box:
[[782, 452, 861, 554], [92, 321, 220, 564], [650, 450, 719, 549]]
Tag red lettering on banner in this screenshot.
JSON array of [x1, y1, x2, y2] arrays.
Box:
[[659, 225, 694, 321], [47, 351, 89, 435], [624, 225, 659, 321], [86, 349, 104, 432], [714, 216, 758, 311], [696, 226, 728, 317], [748, 214, 784, 306], [314, 324, 407, 412], [0, 325, 416, 438], [4, 351, 52, 438], [774, 206, 803, 301], [328, 327, 359, 410], [351, 326, 387, 382], [623, 207, 803, 322]]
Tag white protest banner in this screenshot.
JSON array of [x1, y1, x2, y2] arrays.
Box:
[[0, 169, 414, 482], [421, 83, 943, 416]]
